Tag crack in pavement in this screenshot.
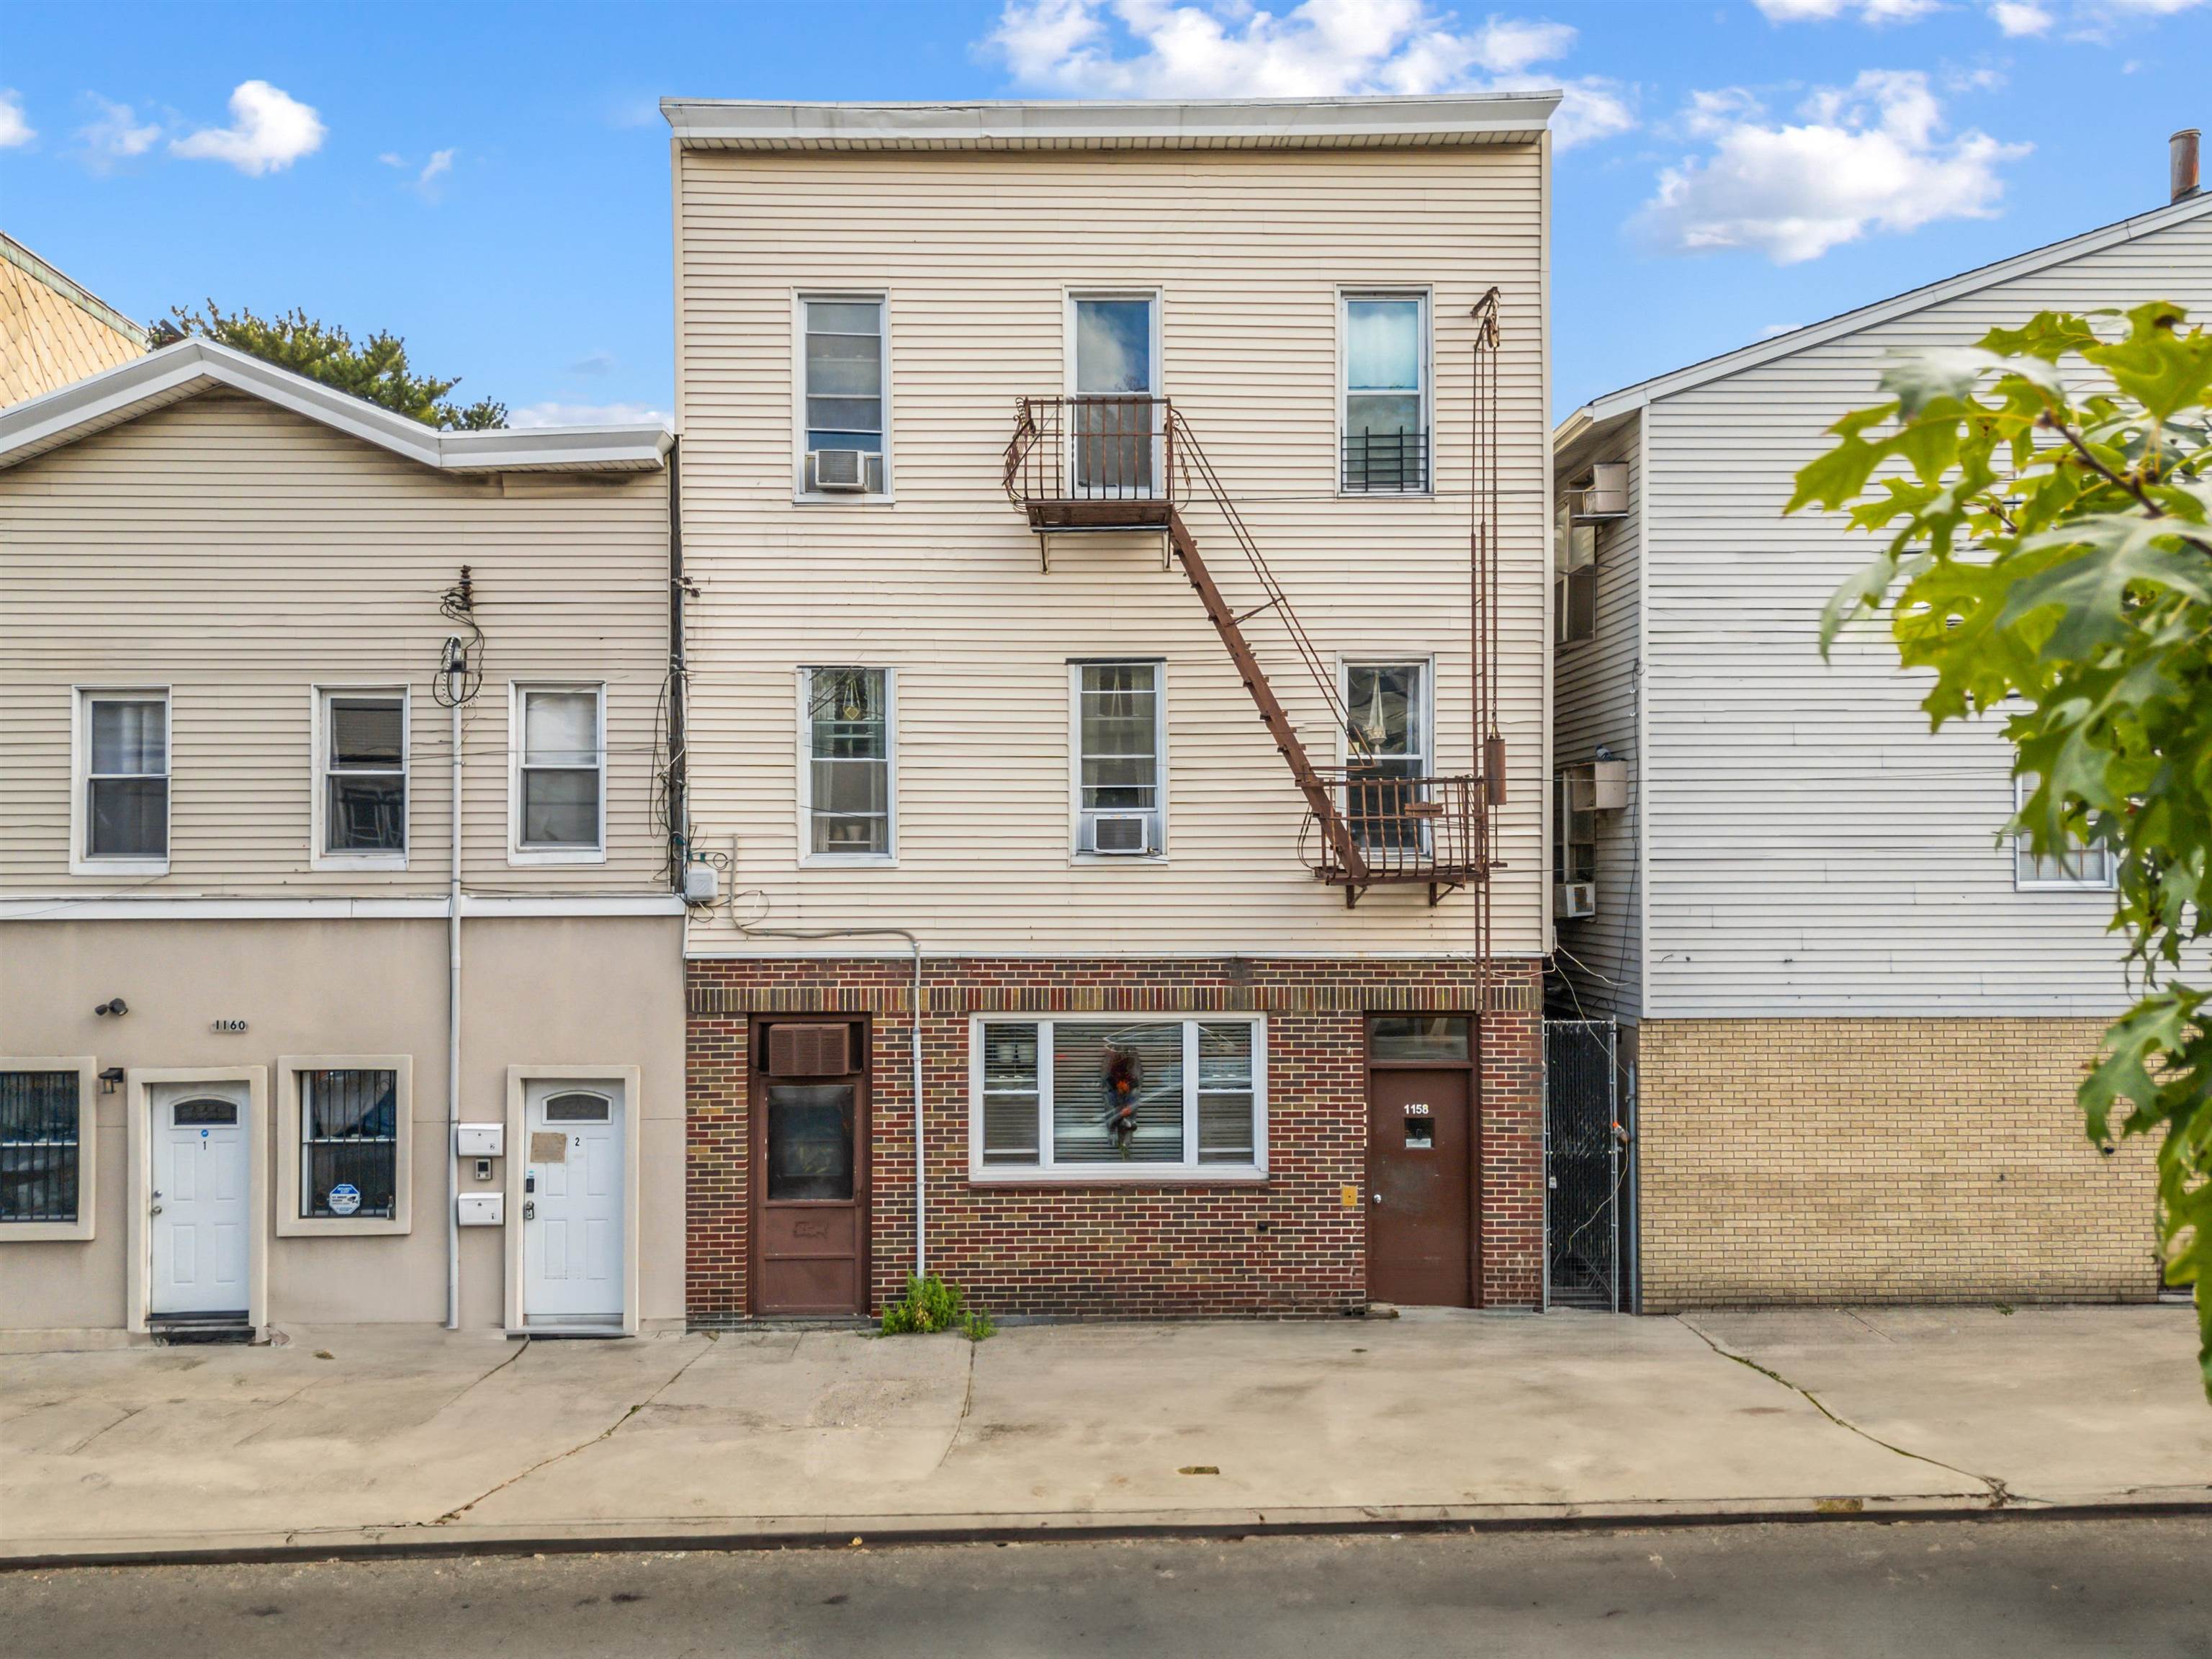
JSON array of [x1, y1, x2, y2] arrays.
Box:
[[431, 1336, 718, 1527], [61, 1403, 147, 1457], [1678, 1317, 2024, 1509], [934, 1341, 980, 1473]]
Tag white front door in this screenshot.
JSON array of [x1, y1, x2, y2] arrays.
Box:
[[523, 1081, 626, 1324], [150, 1082, 251, 1316]]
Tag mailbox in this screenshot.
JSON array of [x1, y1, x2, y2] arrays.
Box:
[[454, 1123, 504, 1159], [457, 1192, 505, 1227]]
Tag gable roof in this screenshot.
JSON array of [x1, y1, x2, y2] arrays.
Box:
[[0, 338, 670, 475], [1, 232, 148, 405], [1564, 191, 2212, 435]]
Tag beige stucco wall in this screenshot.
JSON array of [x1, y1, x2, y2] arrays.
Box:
[[0, 915, 685, 1333], [673, 140, 1550, 960], [1635, 1017, 2162, 1310]]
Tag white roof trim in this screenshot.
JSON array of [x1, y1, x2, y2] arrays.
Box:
[[0, 338, 671, 475], [1570, 192, 2212, 429], [662, 93, 1560, 151]]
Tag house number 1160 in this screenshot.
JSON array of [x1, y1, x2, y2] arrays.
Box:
[[210, 1019, 248, 1034]]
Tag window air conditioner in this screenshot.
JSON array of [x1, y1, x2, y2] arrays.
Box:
[[1553, 881, 1598, 920], [1085, 812, 1154, 855], [807, 449, 884, 494], [1567, 461, 1629, 522]]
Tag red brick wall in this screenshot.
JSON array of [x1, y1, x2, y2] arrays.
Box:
[[685, 956, 1543, 1320]]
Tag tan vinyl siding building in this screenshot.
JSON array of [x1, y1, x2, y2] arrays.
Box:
[[1552, 190, 2212, 1310], [1, 233, 146, 405], [1, 341, 686, 1341]]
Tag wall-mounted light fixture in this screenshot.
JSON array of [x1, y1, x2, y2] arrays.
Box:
[[99, 1066, 125, 1095]]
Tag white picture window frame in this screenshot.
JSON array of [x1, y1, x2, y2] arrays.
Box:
[[1064, 287, 1166, 498], [1336, 657, 1434, 771], [0, 1058, 99, 1241], [71, 686, 171, 878], [1337, 287, 1433, 498], [1069, 658, 1169, 863], [797, 666, 899, 866], [508, 683, 608, 865], [792, 290, 893, 503], [2013, 775, 2116, 892], [276, 1055, 413, 1237], [966, 1015, 1268, 1184], [311, 685, 410, 870]]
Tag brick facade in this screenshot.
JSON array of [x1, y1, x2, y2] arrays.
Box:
[[687, 956, 1543, 1321], [1634, 1017, 2162, 1310]]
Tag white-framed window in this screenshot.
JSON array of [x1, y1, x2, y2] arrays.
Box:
[[796, 293, 889, 498], [510, 684, 606, 863], [2013, 775, 2116, 891], [1555, 500, 1598, 644], [277, 1056, 411, 1236], [313, 687, 409, 867], [1067, 289, 1164, 497], [72, 688, 170, 875], [1340, 290, 1431, 494], [0, 1058, 98, 1241], [1341, 660, 1432, 854], [1070, 659, 1166, 858], [799, 667, 896, 862], [970, 1017, 1266, 1180]]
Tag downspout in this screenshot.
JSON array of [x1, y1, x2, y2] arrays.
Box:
[[446, 687, 462, 1330], [734, 922, 926, 1280]]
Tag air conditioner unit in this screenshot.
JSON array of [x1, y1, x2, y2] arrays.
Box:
[[1567, 461, 1629, 522], [807, 449, 884, 494], [1553, 881, 1598, 920], [1084, 812, 1154, 855]]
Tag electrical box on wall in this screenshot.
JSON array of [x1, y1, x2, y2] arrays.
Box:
[[457, 1192, 505, 1227], [455, 1123, 504, 1159]]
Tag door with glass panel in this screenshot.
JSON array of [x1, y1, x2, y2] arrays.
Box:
[[522, 1080, 626, 1324], [752, 1020, 869, 1316], [1071, 293, 1161, 495], [150, 1082, 251, 1318]]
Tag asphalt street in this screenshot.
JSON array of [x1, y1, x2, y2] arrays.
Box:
[[3, 1516, 2205, 1658]]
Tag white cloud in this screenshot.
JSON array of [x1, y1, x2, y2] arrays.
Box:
[[511, 400, 669, 429], [984, 0, 1635, 147], [171, 80, 325, 175], [2105, 0, 2205, 11], [0, 90, 32, 148], [1635, 70, 2029, 264], [1989, 0, 2053, 32], [377, 151, 405, 168], [567, 350, 618, 377], [417, 148, 453, 186], [1754, 0, 1941, 19], [76, 96, 162, 170]]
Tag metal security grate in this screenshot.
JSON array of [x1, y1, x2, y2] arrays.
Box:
[[1544, 1018, 1622, 1311]]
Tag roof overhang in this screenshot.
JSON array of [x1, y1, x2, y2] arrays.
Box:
[[661, 94, 1560, 152], [0, 338, 671, 475], [1552, 405, 1639, 473]]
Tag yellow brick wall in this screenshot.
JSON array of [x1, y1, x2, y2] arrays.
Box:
[[1635, 1018, 2161, 1310]]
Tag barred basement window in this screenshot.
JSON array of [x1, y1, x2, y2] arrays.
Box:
[[971, 1017, 1265, 1178], [1, 1070, 82, 1226], [300, 1069, 399, 1219]]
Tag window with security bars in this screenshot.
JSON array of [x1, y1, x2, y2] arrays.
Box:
[[517, 687, 603, 853], [1, 1071, 81, 1224], [804, 667, 892, 858], [300, 1069, 398, 1219], [322, 691, 407, 855], [1342, 293, 1429, 493], [2013, 775, 2116, 891], [82, 693, 168, 861], [974, 1019, 1263, 1175]]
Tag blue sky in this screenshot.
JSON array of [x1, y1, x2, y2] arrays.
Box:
[[1, 0, 2204, 423]]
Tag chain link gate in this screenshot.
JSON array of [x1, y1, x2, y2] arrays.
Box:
[[1544, 1018, 1622, 1311]]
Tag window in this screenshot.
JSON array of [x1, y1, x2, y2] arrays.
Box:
[[1555, 770, 1597, 884], [77, 691, 168, 869], [278, 1056, 410, 1234], [1070, 292, 1162, 496], [513, 685, 604, 860], [1370, 1016, 1470, 1064], [1342, 661, 1430, 852], [799, 295, 887, 495], [1072, 660, 1164, 857], [801, 667, 894, 860], [2014, 775, 2116, 891], [1555, 501, 1598, 644], [317, 689, 408, 862], [1341, 292, 1429, 493], [971, 1017, 1265, 1178], [1, 1063, 95, 1238]]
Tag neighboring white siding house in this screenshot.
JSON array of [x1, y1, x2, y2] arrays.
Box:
[[1553, 189, 2211, 1310]]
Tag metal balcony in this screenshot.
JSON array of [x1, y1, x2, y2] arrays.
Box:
[[1303, 770, 1486, 905], [1003, 395, 1178, 531]]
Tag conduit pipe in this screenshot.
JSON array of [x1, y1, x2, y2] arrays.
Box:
[[734, 922, 927, 1279], [446, 689, 462, 1330]]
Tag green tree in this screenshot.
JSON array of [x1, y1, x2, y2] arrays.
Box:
[[1791, 302, 2211, 1398], [148, 302, 506, 429]]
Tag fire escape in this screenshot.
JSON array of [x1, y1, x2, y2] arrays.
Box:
[[1002, 292, 1508, 914]]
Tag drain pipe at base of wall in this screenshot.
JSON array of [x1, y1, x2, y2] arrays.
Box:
[[734, 922, 927, 1280]]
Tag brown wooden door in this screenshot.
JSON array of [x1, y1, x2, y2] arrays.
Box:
[[1367, 1066, 1473, 1307], [752, 1020, 870, 1315]]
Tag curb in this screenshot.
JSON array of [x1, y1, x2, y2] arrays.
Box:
[[7, 1490, 2210, 1572]]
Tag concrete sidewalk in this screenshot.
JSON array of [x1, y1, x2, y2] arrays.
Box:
[[4, 1306, 2206, 1563]]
